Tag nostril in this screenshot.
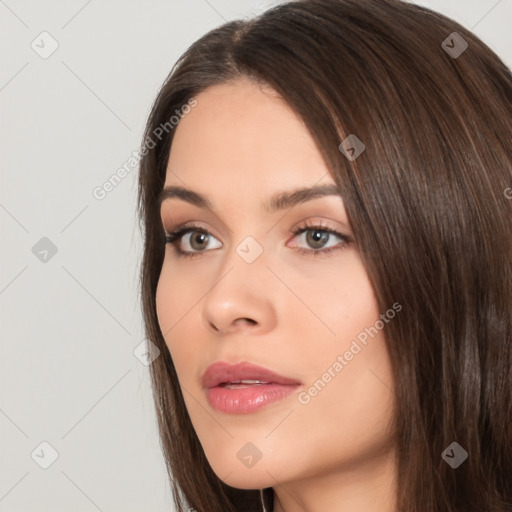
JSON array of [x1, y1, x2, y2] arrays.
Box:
[[232, 318, 258, 328]]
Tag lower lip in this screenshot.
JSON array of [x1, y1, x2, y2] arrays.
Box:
[[206, 383, 300, 414]]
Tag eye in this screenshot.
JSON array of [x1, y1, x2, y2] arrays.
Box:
[[164, 224, 221, 258], [289, 222, 352, 257], [164, 221, 352, 258]]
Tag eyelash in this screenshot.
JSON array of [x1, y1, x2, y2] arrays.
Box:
[[164, 221, 352, 259]]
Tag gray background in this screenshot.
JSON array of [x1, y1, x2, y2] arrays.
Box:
[[1, 0, 510, 510]]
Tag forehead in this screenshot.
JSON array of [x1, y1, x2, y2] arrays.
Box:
[[164, 79, 330, 192]]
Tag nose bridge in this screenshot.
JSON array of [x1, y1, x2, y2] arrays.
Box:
[[233, 232, 266, 266], [214, 231, 270, 296], [201, 231, 277, 333], [216, 211, 270, 272]]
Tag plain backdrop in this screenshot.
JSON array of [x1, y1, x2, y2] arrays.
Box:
[[1, 0, 511, 511]]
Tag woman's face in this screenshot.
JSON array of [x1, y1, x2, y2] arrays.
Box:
[[155, 78, 396, 494]]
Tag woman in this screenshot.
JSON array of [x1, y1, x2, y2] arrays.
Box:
[[137, 0, 512, 510]]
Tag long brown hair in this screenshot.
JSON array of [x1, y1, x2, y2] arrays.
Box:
[[137, 1, 512, 510]]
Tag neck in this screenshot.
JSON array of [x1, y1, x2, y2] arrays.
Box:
[[271, 444, 397, 512]]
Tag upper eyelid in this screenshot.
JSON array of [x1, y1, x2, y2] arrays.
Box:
[[163, 221, 343, 236], [164, 222, 219, 239]]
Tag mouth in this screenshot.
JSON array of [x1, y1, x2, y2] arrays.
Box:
[[202, 361, 302, 414]]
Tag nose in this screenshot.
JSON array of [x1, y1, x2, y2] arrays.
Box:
[[201, 244, 278, 336]]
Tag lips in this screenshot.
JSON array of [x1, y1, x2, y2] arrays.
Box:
[[202, 361, 302, 414], [201, 361, 301, 389]]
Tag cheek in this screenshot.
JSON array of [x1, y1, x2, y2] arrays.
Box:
[[289, 257, 394, 436], [288, 287, 394, 473], [155, 262, 219, 394], [155, 267, 196, 370], [155, 261, 203, 334], [155, 270, 172, 335], [289, 252, 381, 345]]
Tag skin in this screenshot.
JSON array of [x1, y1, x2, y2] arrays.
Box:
[[155, 77, 398, 512]]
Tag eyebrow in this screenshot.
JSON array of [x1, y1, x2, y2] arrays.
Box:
[[158, 183, 341, 214]]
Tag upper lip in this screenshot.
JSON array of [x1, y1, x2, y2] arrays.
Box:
[[202, 361, 301, 389]]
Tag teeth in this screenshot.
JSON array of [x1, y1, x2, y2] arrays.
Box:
[[220, 380, 271, 386]]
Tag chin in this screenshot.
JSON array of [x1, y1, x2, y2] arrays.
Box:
[[220, 470, 275, 490], [206, 449, 283, 489]]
